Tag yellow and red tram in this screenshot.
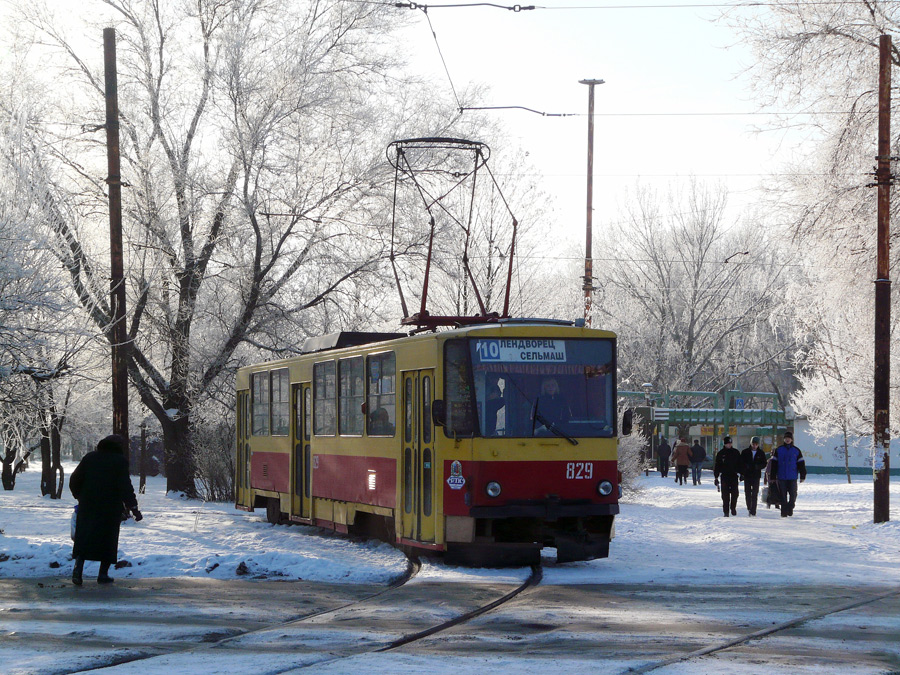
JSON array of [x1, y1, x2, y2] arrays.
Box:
[[235, 319, 623, 565]]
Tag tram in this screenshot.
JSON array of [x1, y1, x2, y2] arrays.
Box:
[[235, 318, 627, 565]]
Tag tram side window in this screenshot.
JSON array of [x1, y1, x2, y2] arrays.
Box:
[[271, 368, 290, 436], [339, 357, 364, 436], [444, 339, 475, 436], [251, 372, 269, 436], [367, 352, 396, 436], [313, 361, 336, 435]]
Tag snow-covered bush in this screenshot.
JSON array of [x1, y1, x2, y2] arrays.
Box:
[[618, 408, 647, 495], [192, 419, 235, 503]]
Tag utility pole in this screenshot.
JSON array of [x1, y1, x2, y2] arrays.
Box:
[[579, 78, 604, 328], [104, 28, 129, 457], [873, 34, 891, 523]]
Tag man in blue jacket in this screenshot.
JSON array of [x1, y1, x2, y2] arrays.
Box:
[[770, 431, 807, 517]]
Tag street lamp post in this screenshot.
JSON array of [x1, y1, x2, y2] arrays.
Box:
[[642, 382, 654, 475], [579, 78, 604, 328]]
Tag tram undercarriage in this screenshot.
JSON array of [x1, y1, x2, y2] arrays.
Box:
[[445, 514, 615, 566]]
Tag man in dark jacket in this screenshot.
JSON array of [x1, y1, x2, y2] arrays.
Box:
[[689, 439, 706, 485], [770, 431, 807, 517], [740, 436, 768, 516], [713, 436, 742, 517], [657, 437, 671, 478], [70, 435, 142, 585]]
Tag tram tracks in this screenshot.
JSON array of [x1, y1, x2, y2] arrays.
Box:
[[621, 584, 900, 674], [67, 557, 542, 674]]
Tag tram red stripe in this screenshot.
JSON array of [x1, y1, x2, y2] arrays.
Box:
[[443, 459, 618, 515], [313, 454, 397, 508]]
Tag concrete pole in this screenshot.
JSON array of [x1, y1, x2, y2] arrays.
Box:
[[579, 79, 604, 328]]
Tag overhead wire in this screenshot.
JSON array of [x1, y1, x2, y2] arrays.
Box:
[[397, 0, 890, 118], [390, 1, 900, 9]]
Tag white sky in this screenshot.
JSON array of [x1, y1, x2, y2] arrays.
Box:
[[398, 1, 796, 246]]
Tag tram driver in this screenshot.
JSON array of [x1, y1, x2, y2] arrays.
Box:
[[535, 377, 572, 433]]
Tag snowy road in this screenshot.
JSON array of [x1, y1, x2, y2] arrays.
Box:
[[1, 574, 898, 674]]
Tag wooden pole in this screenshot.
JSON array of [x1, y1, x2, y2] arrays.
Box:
[[104, 28, 129, 455], [874, 34, 891, 523]]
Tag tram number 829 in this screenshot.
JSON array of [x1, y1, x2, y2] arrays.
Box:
[[566, 462, 593, 480]]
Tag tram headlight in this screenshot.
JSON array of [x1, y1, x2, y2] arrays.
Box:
[[485, 481, 502, 498], [597, 480, 614, 496]]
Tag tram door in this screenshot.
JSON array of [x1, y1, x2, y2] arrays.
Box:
[[401, 370, 435, 543], [291, 383, 312, 519], [236, 390, 251, 507]]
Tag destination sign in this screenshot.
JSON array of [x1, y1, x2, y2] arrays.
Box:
[[475, 339, 567, 363]]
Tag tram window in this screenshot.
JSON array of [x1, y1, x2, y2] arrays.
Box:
[[482, 375, 506, 436], [467, 337, 615, 439], [404, 447, 412, 513], [367, 352, 396, 436], [405, 378, 414, 443], [251, 372, 269, 436], [304, 445, 311, 499], [304, 387, 311, 441], [244, 393, 251, 440], [444, 339, 475, 436], [271, 368, 290, 436], [422, 376, 432, 445], [423, 448, 432, 516], [339, 357, 364, 436], [313, 361, 336, 435]]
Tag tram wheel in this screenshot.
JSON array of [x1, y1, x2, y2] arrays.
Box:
[[266, 498, 283, 525]]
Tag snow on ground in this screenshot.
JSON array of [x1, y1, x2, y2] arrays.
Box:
[[1, 463, 899, 586], [543, 471, 900, 587], [0, 463, 406, 584]]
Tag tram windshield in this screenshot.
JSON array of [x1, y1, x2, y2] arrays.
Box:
[[443, 337, 616, 439]]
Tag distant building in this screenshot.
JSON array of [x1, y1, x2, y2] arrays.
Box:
[[794, 417, 900, 476]]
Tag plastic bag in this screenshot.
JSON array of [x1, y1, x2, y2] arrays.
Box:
[[70, 505, 78, 541]]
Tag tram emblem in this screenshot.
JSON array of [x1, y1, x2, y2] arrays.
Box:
[[446, 460, 466, 490]]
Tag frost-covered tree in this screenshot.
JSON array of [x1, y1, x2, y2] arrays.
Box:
[[594, 180, 793, 402], [0, 53, 97, 495], [5, 0, 526, 495], [726, 0, 900, 442]]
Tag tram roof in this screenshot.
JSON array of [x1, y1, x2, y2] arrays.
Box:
[[300, 331, 407, 354], [238, 320, 617, 376], [301, 320, 615, 355]]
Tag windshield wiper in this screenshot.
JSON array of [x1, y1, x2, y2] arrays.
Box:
[[531, 397, 578, 445]]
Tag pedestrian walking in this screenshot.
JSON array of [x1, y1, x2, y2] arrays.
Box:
[[769, 431, 806, 517], [713, 436, 742, 517], [69, 435, 143, 586], [689, 439, 707, 485], [657, 437, 672, 478], [740, 436, 768, 516], [671, 437, 692, 485], [763, 454, 781, 509]]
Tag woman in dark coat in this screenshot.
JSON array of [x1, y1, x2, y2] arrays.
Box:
[[70, 435, 142, 585]]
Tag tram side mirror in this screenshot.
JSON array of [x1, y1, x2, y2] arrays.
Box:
[[621, 408, 634, 436], [432, 399, 446, 427]]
